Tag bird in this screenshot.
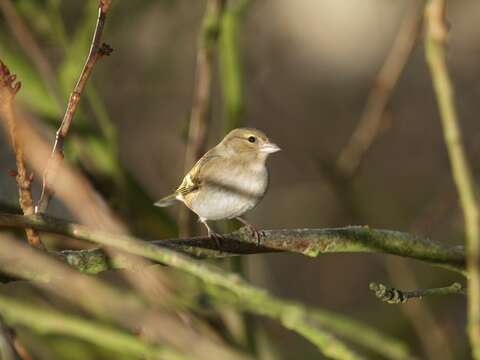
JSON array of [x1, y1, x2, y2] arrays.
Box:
[[154, 128, 280, 247]]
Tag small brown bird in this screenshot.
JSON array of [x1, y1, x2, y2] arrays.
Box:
[[155, 128, 280, 245]]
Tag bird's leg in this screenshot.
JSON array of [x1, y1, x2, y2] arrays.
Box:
[[199, 217, 223, 251], [235, 217, 261, 246]]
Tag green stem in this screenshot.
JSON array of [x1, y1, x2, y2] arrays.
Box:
[[219, 6, 244, 131], [424, 1, 480, 357]]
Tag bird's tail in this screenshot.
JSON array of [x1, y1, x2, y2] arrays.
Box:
[[154, 193, 178, 207]]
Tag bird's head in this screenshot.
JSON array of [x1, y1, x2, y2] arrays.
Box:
[[219, 128, 281, 160]]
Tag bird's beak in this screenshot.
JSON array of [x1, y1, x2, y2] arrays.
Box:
[[260, 142, 281, 154]]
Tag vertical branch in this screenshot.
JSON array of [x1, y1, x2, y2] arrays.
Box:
[[36, 0, 113, 213], [0, 61, 44, 249], [336, 1, 423, 177], [179, 0, 226, 236], [424, 1, 480, 358]]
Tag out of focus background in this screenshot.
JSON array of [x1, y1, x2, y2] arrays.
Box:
[[0, 0, 479, 359]]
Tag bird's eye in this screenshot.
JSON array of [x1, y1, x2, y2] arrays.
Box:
[[248, 136, 256, 143]]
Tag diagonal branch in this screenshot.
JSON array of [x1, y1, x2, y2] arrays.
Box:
[[424, 0, 480, 358], [369, 282, 465, 304], [0, 61, 44, 249], [36, 0, 113, 213], [336, 1, 423, 177]]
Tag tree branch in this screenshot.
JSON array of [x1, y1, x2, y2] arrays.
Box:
[[36, 0, 113, 213], [336, 0, 423, 177], [424, 0, 480, 357], [0, 61, 44, 249], [369, 282, 465, 304], [0, 213, 466, 274]]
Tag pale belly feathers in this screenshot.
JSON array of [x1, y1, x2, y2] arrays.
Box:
[[183, 164, 268, 221]]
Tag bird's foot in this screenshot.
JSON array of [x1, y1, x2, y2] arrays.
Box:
[[248, 225, 262, 246], [208, 230, 224, 252]]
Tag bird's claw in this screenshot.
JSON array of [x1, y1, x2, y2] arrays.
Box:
[[208, 231, 224, 252]]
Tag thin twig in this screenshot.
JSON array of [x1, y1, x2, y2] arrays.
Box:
[[0, 61, 44, 249], [336, 1, 423, 177], [369, 282, 465, 304], [36, 0, 113, 213], [424, 0, 480, 357], [179, 0, 226, 236]]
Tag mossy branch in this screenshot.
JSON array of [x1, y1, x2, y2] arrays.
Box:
[[369, 282, 465, 304], [0, 213, 465, 274]]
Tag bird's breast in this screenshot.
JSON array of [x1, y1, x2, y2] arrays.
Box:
[[187, 163, 268, 221]]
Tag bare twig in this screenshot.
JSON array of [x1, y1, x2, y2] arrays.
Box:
[[336, 1, 423, 177], [179, 0, 226, 236], [424, 0, 480, 357], [0, 61, 44, 249], [369, 282, 465, 304], [36, 0, 113, 213]]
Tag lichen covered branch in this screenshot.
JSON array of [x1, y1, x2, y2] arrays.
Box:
[[0, 213, 466, 274], [36, 0, 113, 213]]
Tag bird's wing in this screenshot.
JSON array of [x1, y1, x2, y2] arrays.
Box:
[[176, 150, 221, 197]]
